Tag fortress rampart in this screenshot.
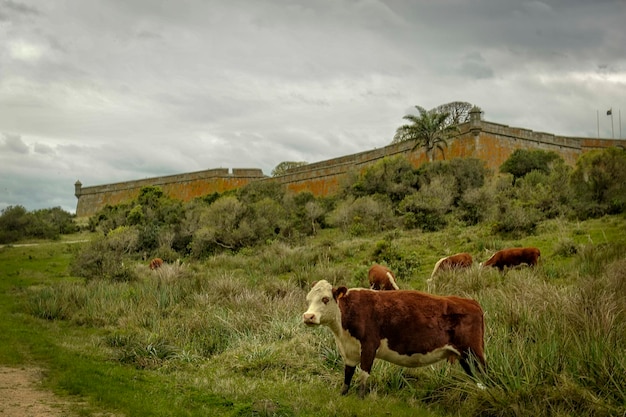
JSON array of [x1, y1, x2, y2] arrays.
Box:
[[75, 111, 624, 218], [75, 168, 265, 217]]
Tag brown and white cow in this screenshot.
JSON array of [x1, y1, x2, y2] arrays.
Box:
[[303, 280, 486, 397], [149, 257, 164, 270], [481, 247, 540, 271], [368, 264, 399, 290], [427, 252, 474, 292], [430, 253, 473, 277]]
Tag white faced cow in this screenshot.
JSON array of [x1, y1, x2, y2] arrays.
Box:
[[303, 280, 486, 397]]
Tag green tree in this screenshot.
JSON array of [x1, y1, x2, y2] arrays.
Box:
[[271, 161, 308, 177], [0, 205, 77, 243], [327, 196, 396, 235], [391, 105, 460, 162], [431, 101, 476, 125], [345, 156, 418, 204], [398, 177, 454, 231], [570, 147, 626, 218], [499, 149, 561, 183], [417, 158, 490, 206], [237, 181, 285, 205], [0, 205, 29, 243], [34, 207, 79, 234]]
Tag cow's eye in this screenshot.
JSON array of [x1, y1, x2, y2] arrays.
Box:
[[322, 297, 330, 304]]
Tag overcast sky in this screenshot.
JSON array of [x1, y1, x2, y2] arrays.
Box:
[[1, 0, 625, 214]]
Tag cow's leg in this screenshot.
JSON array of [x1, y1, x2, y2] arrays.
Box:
[[459, 355, 474, 377], [358, 345, 377, 398], [341, 365, 356, 395], [459, 349, 486, 387], [358, 370, 370, 399]]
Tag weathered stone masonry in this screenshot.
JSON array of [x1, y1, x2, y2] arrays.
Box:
[[75, 168, 265, 217], [75, 112, 623, 218]]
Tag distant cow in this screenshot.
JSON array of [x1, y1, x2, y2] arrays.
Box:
[[368, 264, 399, 290], [428, 252, 473, 291], [149, 258, 164, 270], [303, 280, 486, 397], [481, 247, 540, 271], [430, 252, 473, 277]]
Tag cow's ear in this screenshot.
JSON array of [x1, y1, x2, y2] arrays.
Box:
[[310, 280, 318, 288], [333, 286, 348, 301]]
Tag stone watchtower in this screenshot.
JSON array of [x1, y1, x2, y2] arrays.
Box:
[[74, 180, 82, 198], [469, 106, 483, 137]]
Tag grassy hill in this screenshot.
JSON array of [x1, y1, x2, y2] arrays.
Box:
[[1, 215, 625, 416]]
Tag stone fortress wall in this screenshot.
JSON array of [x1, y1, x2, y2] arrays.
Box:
[[75, 110, 623, 218]]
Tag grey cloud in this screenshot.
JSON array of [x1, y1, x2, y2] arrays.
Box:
[[34, 142, 55, 155], [1, 133, 30, 154], [0, 0, 41, 19], [459, 52, 495, 80]]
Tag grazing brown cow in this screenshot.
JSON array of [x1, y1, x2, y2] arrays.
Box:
[[368, 264, 399, 290], [427, 252, 474, 292], [303, 280, 486, 397], [481, 247, 540, 271], [430, 252, 473, 277], [149, 258, 164, 270]]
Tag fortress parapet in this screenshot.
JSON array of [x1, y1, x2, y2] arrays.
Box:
[[75, 118, 623, 218], [75, 168, 265, 217]]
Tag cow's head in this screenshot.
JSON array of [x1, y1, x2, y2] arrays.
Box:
[[303, 280, 347, 326]]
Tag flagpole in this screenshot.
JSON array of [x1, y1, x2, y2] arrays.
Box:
[[611, 110, 615, 139]]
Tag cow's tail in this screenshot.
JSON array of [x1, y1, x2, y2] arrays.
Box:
[[387, 272, 399, 290], [431, 257, 446, 278]]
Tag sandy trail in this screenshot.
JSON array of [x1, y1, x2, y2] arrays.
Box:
[[0, 366, 82, 416]]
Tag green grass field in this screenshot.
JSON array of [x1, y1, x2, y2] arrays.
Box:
[[1, 215, 625, 416]]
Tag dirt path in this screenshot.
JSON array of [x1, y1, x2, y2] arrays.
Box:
[[0, 366, 80, 416]]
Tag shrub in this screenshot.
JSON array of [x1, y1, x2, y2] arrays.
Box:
[[458, 187, 495, 225], [491, 199, 541, 238], [70, 234, 138, 281], [137, 223, 160, 252], [500, 149, 562, 183], [570, 147, 626, 219], [418, 157, 490, 206], [237, 181, 285, 205], [370, 238, 421, 280], [0, 205, 77, 243], [281, 192, 327, 237], [0, 205, 30, 243], [188, 196, 284, 256], [399, 177, 454, 231], [32, 207, 79, 235], [103, 226, 139, 255], [326, 195, 396, 235], [553, 238, 579, 257], [342, 155, 418, 204]]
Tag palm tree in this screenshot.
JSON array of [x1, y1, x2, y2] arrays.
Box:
[[392, 105, 460, 162]]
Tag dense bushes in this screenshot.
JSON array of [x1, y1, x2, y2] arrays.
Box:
[[0, 205, 78, 244], [500, 148, 561, 182], [54, 147, 626, 279], [570, 147, 626, 218]]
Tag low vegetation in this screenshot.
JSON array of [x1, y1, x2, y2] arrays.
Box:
[[0, 205, 78, 244], [1, 147, 625, 416]]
